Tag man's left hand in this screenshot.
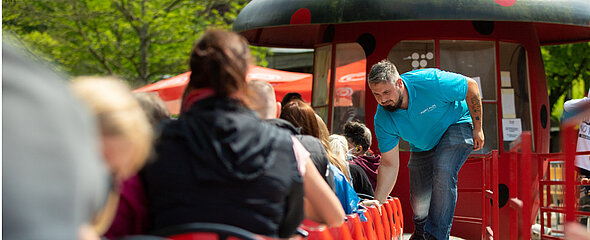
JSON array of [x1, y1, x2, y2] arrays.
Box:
[[473, 129, 484, 151]]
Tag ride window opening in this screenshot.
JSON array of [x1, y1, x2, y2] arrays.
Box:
[[499, 42, 532, 152], [440, 40, 497, 154], [312, 45, 332, 123], [387, 40, 436, 151], [331, 43, 367, 134]]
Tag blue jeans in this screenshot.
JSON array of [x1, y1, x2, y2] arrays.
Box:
[[408, 123, 474, 240]]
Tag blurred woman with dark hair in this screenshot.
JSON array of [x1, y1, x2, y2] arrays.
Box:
[[142, 29, 343, 238], [280, 100, 377, 213], [280, 100, 350, 181]]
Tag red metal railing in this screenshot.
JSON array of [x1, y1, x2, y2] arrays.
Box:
[[455, 151, 500, 239], [506, 132, 533, 240], [536, 105, 590, 239], [453, 105, 590, 240], [484, 150, 500, 239], [537, 151, 566, 239]]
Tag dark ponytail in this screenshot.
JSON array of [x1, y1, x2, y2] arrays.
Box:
[[343, 121, 372, 151], [186, 29, 251, 98]]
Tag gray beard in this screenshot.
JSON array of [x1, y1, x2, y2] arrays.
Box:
[[383, 104, 399, 112], [382, 93, 403, 112]]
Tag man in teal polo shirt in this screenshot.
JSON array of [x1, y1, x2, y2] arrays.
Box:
[[369, 60, 484, 240]]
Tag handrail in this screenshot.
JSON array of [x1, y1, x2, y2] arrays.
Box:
[[491, 150, 499, 239], [509, 198, 523, 209], [536, 104, 590, 239], [453, 150, 499, 238], [460, 151, 499, 239], [540, 206, 590, 216], [521, 132, 533, 240], [537, 151, 590, 158], [540, 234, 564, 240], [509, 148, 520, 239], [453, 216, 483, 223], [564, 123, 579, 224], [481, 150, 500, 239], [561, 105, 590, 227], [506, 132, 533, 240], [539, 180, 587, 185]]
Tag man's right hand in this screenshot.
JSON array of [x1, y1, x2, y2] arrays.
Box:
[[373, 144, 400, 203]]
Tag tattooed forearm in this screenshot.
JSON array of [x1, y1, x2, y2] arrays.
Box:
[[467, 93, 482, 128], [465, 78, 485, 150], [465, 77, 483, 130], [470, 95, 481, 121]]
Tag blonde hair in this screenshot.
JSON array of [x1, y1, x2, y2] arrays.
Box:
[[316, 115, 351, 182], [329, 134, 349, 163], [71, 77, 153, 182]]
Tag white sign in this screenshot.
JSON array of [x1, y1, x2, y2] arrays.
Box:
[[503, 118, 522, 141], [501, 88, 516, 118], [501, 71, 511, 87]]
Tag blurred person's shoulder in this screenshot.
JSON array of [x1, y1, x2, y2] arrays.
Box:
[[3, 40, 109, 239]]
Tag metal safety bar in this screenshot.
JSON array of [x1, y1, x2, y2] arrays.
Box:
[[536, 105, 590, 239], [455, 151, 499, 239], [483, 151, 500, 240], [508, 132, 533, 240]]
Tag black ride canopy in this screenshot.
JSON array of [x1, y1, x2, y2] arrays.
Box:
[[233, 0, 590, 47]]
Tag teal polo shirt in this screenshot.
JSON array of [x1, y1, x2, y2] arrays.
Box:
[[374, 68, 472, 152]]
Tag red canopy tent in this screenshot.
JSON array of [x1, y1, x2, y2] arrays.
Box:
[[134, 66, 313, 114], [134, 61, 365, 114]]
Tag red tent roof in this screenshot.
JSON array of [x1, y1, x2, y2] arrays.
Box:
[[134, 62, 366, 114], [134, 66, 314, 114], [134, 66, 313, 100], [134, 72, 191, 102]]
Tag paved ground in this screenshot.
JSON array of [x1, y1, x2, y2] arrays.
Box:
[[401, 233, 466, 240]]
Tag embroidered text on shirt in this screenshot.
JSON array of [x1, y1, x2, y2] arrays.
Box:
[[421, 104, 437, 114]]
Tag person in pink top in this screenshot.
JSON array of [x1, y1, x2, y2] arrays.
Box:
[[104, 93, 171, 239]]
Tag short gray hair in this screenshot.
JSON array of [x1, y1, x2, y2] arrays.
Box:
[[247, 79, 277, 119], [368, 60, 400, 85]]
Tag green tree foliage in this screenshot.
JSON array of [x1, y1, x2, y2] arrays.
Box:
[[2, 0, 263, 87], [542, 42, 590, 125]]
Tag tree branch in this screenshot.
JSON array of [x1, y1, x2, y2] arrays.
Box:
[[153, 38, 186, 45], [151, 0, 183, 21], [547, 57, 588, 108], [122, 53, 140, 74], [72, 1, 114, 75], [113, 0, 141, 33], [82, 61, 108, 73]]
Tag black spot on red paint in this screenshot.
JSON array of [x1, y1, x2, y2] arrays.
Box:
[[322, 25, 335, 43], [541, 104, 548, 129], [290, 8, 311, 25], [472, 21, 495, 35], [356, 33, 376, 57], [490, 184, 510, 208], [494, 0, 516, 7]]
